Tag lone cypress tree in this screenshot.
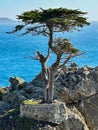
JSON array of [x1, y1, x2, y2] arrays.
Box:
[[8, 8, 89, 103]]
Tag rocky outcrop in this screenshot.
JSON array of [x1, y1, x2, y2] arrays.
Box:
[[20, 100, 89, 130], [78, 94, 98, 130], [2, 91, 27, 107], [56, 66, 95, 102], [9, 77, 26, 91], [0, 64, 98, 129]]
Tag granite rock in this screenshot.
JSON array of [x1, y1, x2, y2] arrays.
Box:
[[9, 77, 26, 91], [20, 102, 66, 125], [2, 91, 26, 107]]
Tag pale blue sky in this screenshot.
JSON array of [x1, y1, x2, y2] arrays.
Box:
[[0, 0, 98, 21]]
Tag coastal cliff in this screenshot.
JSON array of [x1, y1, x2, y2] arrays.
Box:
[[0, 63, 98, 130]]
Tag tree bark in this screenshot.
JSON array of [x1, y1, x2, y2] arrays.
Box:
[[45, 54, 61, 103], [44, 25, 62, 103], [45, 68, 54, 103]]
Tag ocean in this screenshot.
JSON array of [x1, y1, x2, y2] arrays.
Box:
[[0, 22, 98, 86]]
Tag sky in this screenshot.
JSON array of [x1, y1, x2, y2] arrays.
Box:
[[0, 0, 98, 21]]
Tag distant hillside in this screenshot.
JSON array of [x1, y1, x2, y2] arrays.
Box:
[[0, 18, 16, 24]]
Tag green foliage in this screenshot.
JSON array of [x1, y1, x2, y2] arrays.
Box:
[[18, 8, 89, 25], [53, 37, 79, 54], [9, 7, 89, 35], [22, 100, 40, 105]]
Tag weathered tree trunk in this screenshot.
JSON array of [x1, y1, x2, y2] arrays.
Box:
[[45, 68, 55, 103], [41, 25, 63, 103], [45, 55, 61, 103], [37, 51, 49, 80], [42, 63, 48, 80]]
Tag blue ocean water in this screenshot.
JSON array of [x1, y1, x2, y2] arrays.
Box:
[[0, 22, 98, 86]]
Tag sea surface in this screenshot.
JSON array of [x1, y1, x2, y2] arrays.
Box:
[[0, 22, 98, 86]]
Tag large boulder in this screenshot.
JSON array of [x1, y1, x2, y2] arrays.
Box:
[[20, 100, 89, 130], [20, 101, 66, 125]]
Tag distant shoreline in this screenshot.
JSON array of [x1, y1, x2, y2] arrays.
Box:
[[0, 17, 17, 24]]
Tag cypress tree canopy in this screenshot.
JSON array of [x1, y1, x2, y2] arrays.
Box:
[[11, 8, 89, 35]]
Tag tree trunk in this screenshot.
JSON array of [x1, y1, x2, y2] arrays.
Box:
[[45, 68, 55, 103], [44, 52, 62, 103], [42, 63, 48, 80], [44, 26, 62, 103]]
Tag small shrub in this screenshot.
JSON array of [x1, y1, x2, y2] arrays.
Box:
[[22, 100, 40, 105]]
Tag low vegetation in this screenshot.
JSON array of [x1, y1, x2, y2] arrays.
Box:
[[22, 100, 40, 105]]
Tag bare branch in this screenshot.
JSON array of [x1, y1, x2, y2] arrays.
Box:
[[54, 71, 62, 81], [24, 52, 40, 60], [61, 53, 72, 67], [58, 51, 84, 72], [71, 51, 85, 58]]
